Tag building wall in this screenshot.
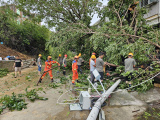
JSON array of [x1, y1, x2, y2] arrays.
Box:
[[143, 2, 159, 18], [8, 4, 41, 25], [142, 0, 160, 25]]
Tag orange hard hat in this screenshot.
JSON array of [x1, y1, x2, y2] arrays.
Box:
[[48, 56, 52, 59]]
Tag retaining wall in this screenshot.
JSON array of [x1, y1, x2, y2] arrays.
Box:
[[0, 59, 34, 72]]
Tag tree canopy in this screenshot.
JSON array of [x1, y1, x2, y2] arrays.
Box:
[[14, 0, 101, 27], [45, 0, 160, 65], [0, 5, 50, 55], [7, 0, 160, 65]]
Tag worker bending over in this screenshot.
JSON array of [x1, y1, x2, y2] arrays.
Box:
[[39, 56, 60, 83], [72, 56, 79, 85], [124, 53, 136, 88]]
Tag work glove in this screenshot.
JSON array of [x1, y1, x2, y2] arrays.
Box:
[[106, 72, 110, 76]]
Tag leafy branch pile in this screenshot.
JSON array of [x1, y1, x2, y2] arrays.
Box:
[[0, 69, 9, 78], [60, 76, 69, 84], [116, 61, 160, 92], [25, 88, 48, 102], [73, 61, 160, 93], [48, 83, 59, 88], [0, 93, 27, 114], [0, 89, 48, 114]]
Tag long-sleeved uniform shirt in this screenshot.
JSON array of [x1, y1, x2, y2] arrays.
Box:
[[44, 60, 60, 71], [72, 60, 78, 72]]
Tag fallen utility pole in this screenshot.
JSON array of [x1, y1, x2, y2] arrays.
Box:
[[87, 79, 121, 120]]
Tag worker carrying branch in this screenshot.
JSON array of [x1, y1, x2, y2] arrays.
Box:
[[72, 56, 79, 85], [38, 56, 60, 83]]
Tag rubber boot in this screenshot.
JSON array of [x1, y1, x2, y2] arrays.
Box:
[[39, 78, 42, 83], [76, 80, 80, 83], [51, 78, 54, 83], [63, 71, 66, 75]]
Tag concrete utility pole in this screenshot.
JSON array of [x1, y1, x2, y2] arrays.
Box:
[[87, 79, 121, 120]]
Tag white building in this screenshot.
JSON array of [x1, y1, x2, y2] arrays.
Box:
[[140, 0, 160, 26]]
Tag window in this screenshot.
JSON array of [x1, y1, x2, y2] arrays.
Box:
[[141, 0, 149, 7], [150, 0, 158, 2], [141, 0, 158, 7]]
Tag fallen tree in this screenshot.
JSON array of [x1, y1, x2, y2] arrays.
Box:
[[12, 0, 160, 66]]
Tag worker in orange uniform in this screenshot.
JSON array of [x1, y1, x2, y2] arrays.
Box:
[[89, 52, 96, 67], [39, 56, 60, 83], [72, 56, 79, 85]]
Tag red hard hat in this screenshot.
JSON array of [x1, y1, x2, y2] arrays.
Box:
[[92, 52, 96, 55], [64, 54, 67, 57]]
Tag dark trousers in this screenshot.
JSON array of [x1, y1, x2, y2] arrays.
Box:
[[125, 73, 133, 81], [90, 71, 95, 84], [63, 66, 66, 75], [78, 65, 82, 74]]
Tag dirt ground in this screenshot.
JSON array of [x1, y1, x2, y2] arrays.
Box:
[[0, 66, 90, 120], [0, 66, 159, 120], [0, 44, 31, 60], [0, 66, 42, 97]]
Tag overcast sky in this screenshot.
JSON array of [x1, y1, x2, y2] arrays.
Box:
[[90, 0, 108, 26]]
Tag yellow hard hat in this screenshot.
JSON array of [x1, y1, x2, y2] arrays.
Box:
[[48, 56, 52, 59], [78, 53, 81, 57], [59, 54, 61, 57], [74, 56, 79, 59], [91, 55, 96, 59], [128, 53, 133, 56], [39, 54, 42, 57]]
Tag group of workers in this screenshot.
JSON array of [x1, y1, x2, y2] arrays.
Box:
[[37, 52, 136, 87]]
